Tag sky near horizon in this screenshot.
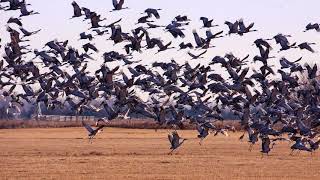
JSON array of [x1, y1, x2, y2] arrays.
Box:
[[0, 0, 319, 72]]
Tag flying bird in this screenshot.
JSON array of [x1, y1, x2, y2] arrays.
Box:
[[168, 131, 187, 155]]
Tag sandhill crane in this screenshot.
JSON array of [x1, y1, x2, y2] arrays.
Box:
[[82, 7, 92, 20], [19, 27, 41, 38], [200, 17, 218, 28], [297, 42, 316, 53], [82, 43, 99, 53], [260, 136, 275, 156], [290, 137, 312, 155], [187, 50, 207, 60], [279, 57, 302, 69], [196, 123, 213, 145], [192, 29, 206, 48], [248, 128, 259, 151], [253, 38, 272, 50], [179, 42, 193, 50], [82, 121, 105, 143], [168, 130, 187, 154], [153, 39, 174, 53], [137, 15, 154, 24], [225, 20, 239, 35], [19, 2, 39, 17], [238, 19, 257, 35], [206, 30, 224, 40], [305, 63, 317, 79], [267, 34, 296, 52], [304, 23, 320, 32], [7, 17, 22, 26], [143, 8, 161, 19], [166, 27, 185, 38], [71, 1, 82, 18], [175, 15, 190, 22], [308, 139, 320, 153], [79, 32, 93, 41]]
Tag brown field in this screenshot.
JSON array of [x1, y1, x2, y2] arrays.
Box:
[[0, 128, 319, 180]]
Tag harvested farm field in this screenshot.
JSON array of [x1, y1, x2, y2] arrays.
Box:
[[0, 128, 319, 180]]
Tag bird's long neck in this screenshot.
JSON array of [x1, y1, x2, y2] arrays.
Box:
[[179, 139, 186, 146]]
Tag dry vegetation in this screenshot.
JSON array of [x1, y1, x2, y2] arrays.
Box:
[[0, 128, 319, 180], [0, 119, 242, 130]]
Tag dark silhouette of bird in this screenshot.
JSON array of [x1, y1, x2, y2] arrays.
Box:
[[143, 8, 161, 19], [304, 23, 320, 32], [200, 17, 218, 28], [168, 130, 187, 155], [297, 42, 316, 53], [187, 50, 207, 59], [71, 1, 82, 18], [82, 121, 105, 143]]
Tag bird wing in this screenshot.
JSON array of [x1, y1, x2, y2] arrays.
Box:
[[238, 19, 246, 31], [305, 44, 315, 53], [168, 134, 173, 144], [238, 67, 249, 81], [149, 9, 160, 19], [95, 125, 105, 132], [169, 105, 179, 118], [19, 27, 30, 35], [72, 2, 81, 16], [305, 63, 312, 75], [199, 50, 207, 56], [196, 125, 203, 134], [241, 54, 250, 61], [201, 17, 208, 24], [172, 132, 180, 147], [118, 0, 125, 7], [311, 64, 318, 78], [187, 52, 196, 58], [192, 30, 203, 46], [213, 30, 224, 38], [246, 22, 255, 31], [225, 21, 233, 30], [262, 137, 271, 150], [112, 0, 118, 8], [164, 41, 172, 48], [106, 18, 122, 28], [153, 39, 164, 49], [82, 121, 94, 134]]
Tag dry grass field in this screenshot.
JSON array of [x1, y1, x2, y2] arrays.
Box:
[[0, 128, 319, 180]]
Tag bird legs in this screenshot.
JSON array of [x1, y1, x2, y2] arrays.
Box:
[[168, 149, 175, 155], [290, 149, 296, 156], [248, 144, 254, 152], [199, 138, 205, 146], [88, 135, 95, 144]]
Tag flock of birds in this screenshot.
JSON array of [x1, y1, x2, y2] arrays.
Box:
[[1, 0, 320, 155]]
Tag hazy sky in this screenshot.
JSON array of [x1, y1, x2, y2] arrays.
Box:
[[0, 0, 319, 71]]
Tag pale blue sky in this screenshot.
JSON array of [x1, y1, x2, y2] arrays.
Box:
[[0, 0, 319, 71]]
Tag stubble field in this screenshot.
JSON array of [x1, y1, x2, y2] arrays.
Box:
[[0, 127, 319, 180]]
